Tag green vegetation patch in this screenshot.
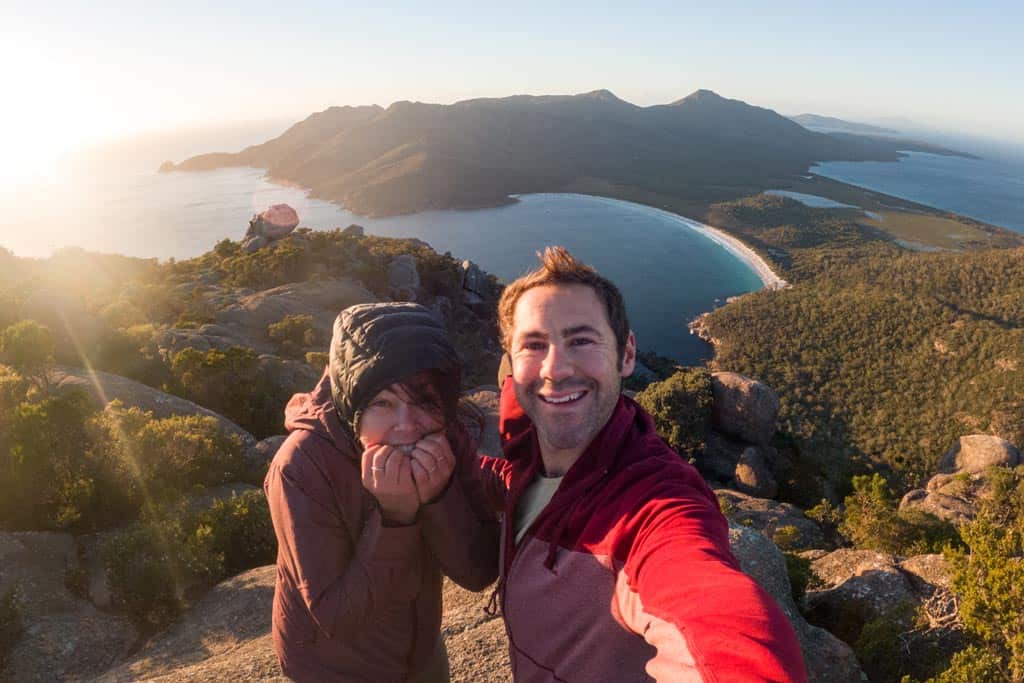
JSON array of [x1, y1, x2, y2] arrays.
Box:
[[635, 368, 713, 457]]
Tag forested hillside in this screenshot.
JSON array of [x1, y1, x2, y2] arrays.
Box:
[[701, 196, 1024, 490]]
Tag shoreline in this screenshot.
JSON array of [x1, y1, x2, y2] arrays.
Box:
[[513, 192, 789, 291]]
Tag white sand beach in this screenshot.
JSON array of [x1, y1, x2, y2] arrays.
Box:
[[558, 194, 789, 291]]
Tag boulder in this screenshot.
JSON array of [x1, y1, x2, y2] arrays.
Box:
[[710, 372, 779, 446], [899, 488, 977, 525], [697, 430, 747, 483], [805, 549, 917, 644], [0, 532, 137, 681], [242, 235, 270, 254], [388, 254, 421, 301], [341, 223, 365, 237], [464, 386, 501, 458], [938, 434, 1019, 475], [248, 435, 288, 477], [249, 204, 299, 240], [461, 260, 487, 297], [733, 446, 778, 498], [50, 365, 256, 449], [716, 488, 826, 549], [95, 566, 282, 682], [728, 525, 865, 682], [215, 277, 377, 353]]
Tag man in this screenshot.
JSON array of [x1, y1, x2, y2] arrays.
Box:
[[478, 247, 806, 682]]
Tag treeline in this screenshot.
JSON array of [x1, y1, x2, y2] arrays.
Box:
[[703, 196, 1024, 489]]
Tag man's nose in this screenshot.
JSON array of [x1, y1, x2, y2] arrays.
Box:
[[541, 343, 574, 383]]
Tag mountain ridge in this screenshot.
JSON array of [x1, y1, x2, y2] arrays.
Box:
[[165, 89, 968, 217]]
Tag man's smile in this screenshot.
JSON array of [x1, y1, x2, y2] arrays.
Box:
[[538, 390, 588, 405]]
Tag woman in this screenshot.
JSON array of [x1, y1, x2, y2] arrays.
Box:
[[264, 302, 499, 681]]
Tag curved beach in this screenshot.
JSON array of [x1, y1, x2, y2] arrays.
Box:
[[542, 194, 789, 291]]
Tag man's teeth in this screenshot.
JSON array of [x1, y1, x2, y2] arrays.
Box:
[[542, 392, 584, 404]]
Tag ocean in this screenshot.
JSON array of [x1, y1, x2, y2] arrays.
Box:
[[812, 150, 1024, 234]]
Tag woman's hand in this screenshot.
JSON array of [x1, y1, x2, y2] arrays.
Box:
[[361, 444, 420, 525], [409, 432, 456, 505]]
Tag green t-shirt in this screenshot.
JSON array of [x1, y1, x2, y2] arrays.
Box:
[[514, 474, 564, 545]]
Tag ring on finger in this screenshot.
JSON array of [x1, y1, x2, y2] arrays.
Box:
[[371, 466, 386, 472]]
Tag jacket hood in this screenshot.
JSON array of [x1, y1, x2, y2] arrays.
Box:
[[285, 369, 356, 454], [329, 302, 460, 432]]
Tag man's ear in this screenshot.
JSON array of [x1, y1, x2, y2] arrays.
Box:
[[620, 331, 637, 378]]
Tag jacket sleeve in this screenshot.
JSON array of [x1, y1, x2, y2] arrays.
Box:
[[264, 440, 423, 639], [614, 480, 807, 683], [418, 452, 500, 591]]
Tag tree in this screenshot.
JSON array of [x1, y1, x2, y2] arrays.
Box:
[[0, 320, 55, 393]]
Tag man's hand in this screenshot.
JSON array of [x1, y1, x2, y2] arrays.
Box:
[[409, 432, 456, 505], [361, 444, 420, 525]]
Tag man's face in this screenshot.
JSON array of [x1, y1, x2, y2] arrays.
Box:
[[510, 284, 635, 462]]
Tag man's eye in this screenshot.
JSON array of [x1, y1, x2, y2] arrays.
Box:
[[522, 341, 546, 352], [569, 337, 595, 346]]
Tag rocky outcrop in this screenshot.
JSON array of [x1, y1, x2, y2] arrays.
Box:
[[938, 434, 1019, 475], [51, 365, 256, 448], [214, 277, 377, 353], [0, 532, 137, 681], [728, 525, 864, 682], [388, 254, 421, 301], [734, 446, 779, 498], [242, 205, 300, 253], [341, 223, 365, 237], [711, 372, 779, 446], [716, 488, 826, 549], [900, 435, 1023, 525], [803, 549, 960, 652], [460, 260, 487, 303], [464, 386, 501, 458]]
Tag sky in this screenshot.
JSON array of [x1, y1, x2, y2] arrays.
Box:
[[3, 0, 1022, 183]]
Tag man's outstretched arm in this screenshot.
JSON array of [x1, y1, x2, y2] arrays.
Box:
[[614, 481, 807, 683]]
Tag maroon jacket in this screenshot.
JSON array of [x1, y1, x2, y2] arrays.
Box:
[[264, 373, 499, 681], [477, 378, 807, 682]]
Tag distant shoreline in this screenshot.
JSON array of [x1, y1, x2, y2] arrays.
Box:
[[514, 193, 788, 291]]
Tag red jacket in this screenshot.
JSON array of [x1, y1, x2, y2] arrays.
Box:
[[478, 377, 807, 682], [264, 373, 499, 681]]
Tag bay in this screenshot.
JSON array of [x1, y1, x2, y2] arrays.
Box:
[[0, 166, 765, 365], [812, 150, 1024, 234]]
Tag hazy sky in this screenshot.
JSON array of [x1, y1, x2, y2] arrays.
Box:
[[3, 0, 1022, 179]]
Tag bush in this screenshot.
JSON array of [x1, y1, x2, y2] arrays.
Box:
[[0, 391, 96, 530], [169, 345, 279, 437], [839, 474, 960, 555], [305, 351, 329, 371], [268, 314, 317, 358], [783, 552, 813, 604], [103, 490, 275, 629], [90, 403, 247, 509], [635, 368, 713, 456], [0, 585, 23, 670], [0, 320, 54, 391]]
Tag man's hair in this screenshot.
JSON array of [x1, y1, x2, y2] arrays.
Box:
[[498, 246, 630, 363]]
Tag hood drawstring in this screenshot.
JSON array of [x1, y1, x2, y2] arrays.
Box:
[[484, 579, 503, 617]]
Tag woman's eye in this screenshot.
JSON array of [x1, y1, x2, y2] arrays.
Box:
[[371, 399, 391, 409]]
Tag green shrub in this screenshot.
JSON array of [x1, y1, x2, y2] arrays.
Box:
[[103, 490, 275, 629], [169, 345, 279, 438], [0, 585, 23, 670], [305, 351, 329, 371], [839, 474, 961, 555], [925, 646, 1004, 682], [0, 320, 54, 391], [783, 552, 813, 604], [635, 368, 713, 456], [772, 525, 801, 551], [268, 314, 317, 358]]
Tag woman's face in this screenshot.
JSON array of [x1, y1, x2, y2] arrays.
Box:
[[357, 381, 445, 451]]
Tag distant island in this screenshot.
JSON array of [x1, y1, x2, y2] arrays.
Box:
[[163, 89, 973, 220]]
